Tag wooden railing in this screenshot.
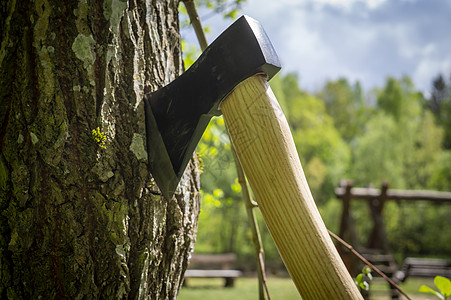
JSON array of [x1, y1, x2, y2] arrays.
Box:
[[335, 180, 451, 298]]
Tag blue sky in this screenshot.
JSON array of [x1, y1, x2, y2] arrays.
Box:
[[181, 0, 451, 94]]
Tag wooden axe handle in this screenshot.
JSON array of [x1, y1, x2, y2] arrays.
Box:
[[221, 74, 363, 300]]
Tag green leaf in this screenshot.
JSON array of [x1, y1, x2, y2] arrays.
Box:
[[231, 179, 242, 193], [179, 5, 187, 15], [419, 285, 444, 300], [355, 274, 369, 290], [355, 273, 363, 283], [362, 265, 371, 275], [213, 188, 224, 198], [435, 276, 451, 297], [360, 266, 373, 281]]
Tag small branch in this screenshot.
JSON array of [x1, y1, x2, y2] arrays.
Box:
[[234, 149, 271, 300], [328, 230, 413, 300], [181, 0, 208, 51], [258, 252, 271, 300]]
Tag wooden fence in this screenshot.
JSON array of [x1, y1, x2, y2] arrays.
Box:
[[335, 180, 451, 274]]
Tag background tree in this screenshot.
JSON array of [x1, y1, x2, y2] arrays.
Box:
[[348, 76, 449, 259], [428, 74, 447, 115], [426, 74, 451, 191], [351, 76, 442, 189], [426, 73, 451, 149], [319, 78, 366, 143], [193, 70, 451, 270], [0, 1, 200, 298]]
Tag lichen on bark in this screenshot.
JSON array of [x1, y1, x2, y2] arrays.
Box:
[[0, 0, 200, 299]]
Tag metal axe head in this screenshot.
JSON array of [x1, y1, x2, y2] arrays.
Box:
[[144, 15, 281, 199]]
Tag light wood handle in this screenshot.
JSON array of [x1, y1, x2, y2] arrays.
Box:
[[221, 74, 363, 300]]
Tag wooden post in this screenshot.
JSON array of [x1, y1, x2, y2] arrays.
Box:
[[367, 182, 390, 252], [338, 180, 360, 274], [339, 180, 353, 241]]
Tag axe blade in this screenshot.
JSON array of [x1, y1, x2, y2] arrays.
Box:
[[144, 15, 281, 199]]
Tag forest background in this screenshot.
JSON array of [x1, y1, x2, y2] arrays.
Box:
[[179, 1, 451, 272]]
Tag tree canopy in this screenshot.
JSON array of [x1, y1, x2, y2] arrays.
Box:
[[193, 69, 451, 266]]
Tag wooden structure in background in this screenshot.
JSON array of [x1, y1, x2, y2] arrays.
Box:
[[395, 257, 451, 282], [336, 180, 451, 298], [184, 253, 242, 287]]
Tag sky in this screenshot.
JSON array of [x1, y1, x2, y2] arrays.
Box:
[[181, 0, 451, 94]]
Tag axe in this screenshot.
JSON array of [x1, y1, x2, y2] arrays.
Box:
[[144, 16, 363, 300]]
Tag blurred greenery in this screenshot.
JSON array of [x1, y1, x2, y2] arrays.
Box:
[[193, 71, 451, 271], [179, 1, 451, 274], [178, 277, 435, 300]]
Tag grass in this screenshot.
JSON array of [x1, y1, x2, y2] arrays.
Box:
[[179, 277, 300, 300], [367, 277, 435, 300], [178, 276, 436, 300]]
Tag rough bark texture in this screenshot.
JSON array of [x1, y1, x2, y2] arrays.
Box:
[[0, 0, 200, 299]]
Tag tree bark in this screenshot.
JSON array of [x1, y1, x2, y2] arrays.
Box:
[[0, 0, 200, 299]]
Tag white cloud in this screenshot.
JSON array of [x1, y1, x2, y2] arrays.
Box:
[[185, 0, 451, 92], [413, 53, 451, 92], [314, 0, 387, 10]]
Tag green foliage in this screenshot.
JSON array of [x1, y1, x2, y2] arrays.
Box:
[[179, 0, 246, 65], [428, 150, 451, 190], [179, 0, 244, 36], [351, 77, 443, 189], [426, 73, 451, 149], [385, 202, 451, 259], [195, 117, 248, 254], [319, 78, 366, 142], [91, 127, 106, 149], [355, 265, 373, 291], [181, 40, 200, 68], [195, 0, 245, 19], [419, 276, 451, 300], [377, 77, 403, 119], [191, 71, 451, 269]]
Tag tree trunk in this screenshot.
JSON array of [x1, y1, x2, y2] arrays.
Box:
[[0, 0, 200, 299]]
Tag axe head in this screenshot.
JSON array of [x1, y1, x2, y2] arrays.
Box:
[[144, 15, 281, 199]]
